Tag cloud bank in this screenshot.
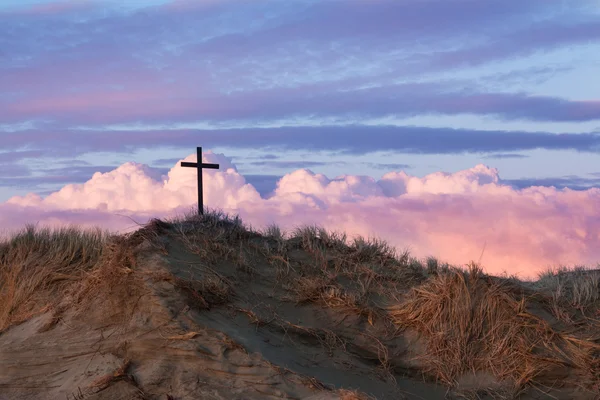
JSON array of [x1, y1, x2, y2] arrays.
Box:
[[4, 126, 600, 159], [1, 0, 599, 132], [2, 0, 599, 202], [3, 151, 599, 279]]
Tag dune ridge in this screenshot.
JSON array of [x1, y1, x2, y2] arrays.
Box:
[[1, 210, 600, 399]]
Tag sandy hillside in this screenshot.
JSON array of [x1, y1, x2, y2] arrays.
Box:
[[1, 212, 600, 400]]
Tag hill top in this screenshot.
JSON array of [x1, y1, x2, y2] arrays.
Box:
[[1, 210, 600, 399]]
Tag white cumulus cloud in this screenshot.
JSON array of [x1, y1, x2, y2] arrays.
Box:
[[3, 150, 600, 279]]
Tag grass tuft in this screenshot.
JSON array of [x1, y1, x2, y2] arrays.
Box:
[[0, 224, 107, 331], [388, 265, 600, 392], [533, 265, 600, 322]]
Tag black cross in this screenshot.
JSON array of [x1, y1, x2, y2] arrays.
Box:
[[181, 147, 220, 215]]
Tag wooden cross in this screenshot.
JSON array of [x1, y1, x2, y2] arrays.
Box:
[[181, 147, 219, 215]]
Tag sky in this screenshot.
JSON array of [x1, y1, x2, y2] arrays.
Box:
[[1, 0, 600, 278]]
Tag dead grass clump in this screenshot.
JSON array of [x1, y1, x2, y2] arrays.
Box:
[[292, 276, 360, 309], [423, 256, 452, 277], [126, 218, 171, 254], [337, 250, 427, 292], [87, 359, 142, 396], [73, 233, 147, 324], [349, 236, 396, 264], [388, 264, 600, 393], [278, 320, 347, 356], [268, 254, 296, 281], [534, 265, 600, 322], [262, 223, 286, 242], [260, 223, 289, 256], [291, 225, 348, 253], [171, 209, 260, 268], [336, 389, 377, 400], [174, 274, 232, 310], [0, 224, 107, 331], [170, 207, 257, 243]]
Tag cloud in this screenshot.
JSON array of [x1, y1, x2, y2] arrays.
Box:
[[0, 150, 45, 163], [0, 164, 32, 179], [3, 79, 600, 126], [1, 1, 599, 131], [504, 175, 600, 191], [423, 20, 600, 73], [0, 165, 132, 189], [5, 151, 259, 212], [365, 162, 412, 170], [152, 157, 186, 166], [3, 150, 600, 279], [483, 153, 529, 159], [4, 126, 600, 159], [247, 160, 334, 169], [247, 154, 280, 161]]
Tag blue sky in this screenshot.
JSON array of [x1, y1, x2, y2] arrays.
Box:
[[1, 0, 600, 203]]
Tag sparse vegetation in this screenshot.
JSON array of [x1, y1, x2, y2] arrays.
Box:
[[0, 224, 107, 331], [388, 264, 600, 396], [534, 265, 600, 322], [350, 235, 397, 263], [262, 222, 286, 242], [169, 206, 256, 243], [2, 211, 600, 399]]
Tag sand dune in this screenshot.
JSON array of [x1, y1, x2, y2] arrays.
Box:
[[1, 213, 600, 399]]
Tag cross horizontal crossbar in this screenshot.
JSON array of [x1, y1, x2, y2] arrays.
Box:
[[181, 162, 219, 169]]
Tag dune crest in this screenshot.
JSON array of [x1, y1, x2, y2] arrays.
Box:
[[1, 212, 600, 399]]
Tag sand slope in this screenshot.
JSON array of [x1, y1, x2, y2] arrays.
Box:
[[1, 217, 600, 399]]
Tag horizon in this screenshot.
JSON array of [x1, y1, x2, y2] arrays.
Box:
[[1, 0, 600, 278]]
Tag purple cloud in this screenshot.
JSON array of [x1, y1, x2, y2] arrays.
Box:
[[152, 157, 185, 166], [248, 160, 333, 169], [0, 0, 598, 131], [0, 164, 32, 179], [504, 175, 600, 191], [365, 163, 412, 170], [2, 77, 600, 126], [0, 165, 167, 190], [4, 126, 600, 158], [2, 78, 600, 126], [0, 150, 45, 163], [247, 154, 280, 161], [483, 153, 529, 159]]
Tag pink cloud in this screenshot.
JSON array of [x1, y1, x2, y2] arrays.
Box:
[[3, 150, 600, 279]]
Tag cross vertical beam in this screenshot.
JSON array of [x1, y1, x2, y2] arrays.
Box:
[[181, 147, 220, 215]]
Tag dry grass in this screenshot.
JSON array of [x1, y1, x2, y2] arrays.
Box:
[[271, 224, 427, 325], [290, 224, 348, 254], [291, 275, 365, 312], [336, 389, 377, 400], [170, 207, 257, 243], [174, 274, 232, 310], [71, 218, 172, 325], [88, 359, 132, 390], [5, 211, 600, 398], [170, 208, 260, 271], [72, 231, 151, 325], [349, 235, 397, 264], [262, 223, 286, 242], [533, 265, 600, 322], [261, 223, 288, 257], [0, 224, 107, 331], [388, 264, 600, 394]]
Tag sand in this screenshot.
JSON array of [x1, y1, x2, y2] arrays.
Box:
[[1, 219, 599, 399]]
